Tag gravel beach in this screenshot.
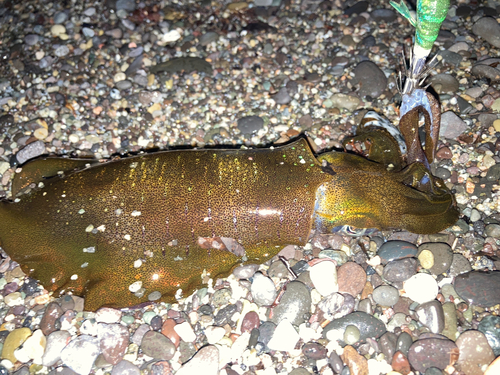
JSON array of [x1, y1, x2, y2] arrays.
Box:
[[0, 0, 500, 374]]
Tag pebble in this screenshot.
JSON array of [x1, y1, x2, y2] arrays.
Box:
[[267, 319, 300, 352], [352, 61, 387, 99], [472, 17, 500, 48], [403, 273, 438, 304], [454, 270, 500, 307], [251, 272, 277, 306], [337, 262, 366, 296], [396, 332, 413, 356], [174, 322, 196, 343], [270, 281, 311, 326], [378, 241, 418, 264], [415, 300, 445, 334], [98, 323, 129, 365], [237, 116, 264, 134], [439, 111, 468, 139], [342, 345, 369, 375], [241, 311, 260, 333], [205, 326, 226, 344], [14, 140, 45, 165], [176, 345, 219, 375], [383, 258, 417, 282], [1, 328, 31, 363], [379, 331, 397, 359], [417, 242, 453, 275], [448, 253, 472, 277], [233, 264, 259, 279], [485, 356, 500, 374], [330, 93, 360, 111], [55, 46, 70, 57], [95, 307, 122, 323], [161, 319, 180, 347], [42, 330, 71, 367], [478, 315, 500, 356], [429, 73, 459, 93], [60, 335, 100, 375], [40, 302, 63, 336], [302, 342, 327, 360], [111, 360, 140, 375], [344, 325, 361, 345], [455, 330, 495, 375], [323, 312, 386, 341], [24, 34, 39, 46], [407, 337, 458, 373], [372, 285, 399, 307], [140, 331, 176, 360], [471, 63, 500, 82], [309, 260, 338, 296]]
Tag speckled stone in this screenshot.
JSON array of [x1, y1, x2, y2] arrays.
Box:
[[342, 345, 369, 375], [98, 323, 129, 365], [455, 330, 495, 375], [176, 345, 219, 375], [408, 337, 457, 373], [140, 331, 176, 360], [383, 258, 417, 282], [372, 285, 400, 307], [478, 315, 500, 356], [449, 253, 472, 277], [337, 262, 366, 297], [454, 271, 500, 307], [60, 335, 100, 375]]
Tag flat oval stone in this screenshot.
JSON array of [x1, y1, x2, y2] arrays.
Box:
[[140, 331, 176, 360], [408, 337, 457, 372], [453, 271, 500, 307], [378, 241, 418, 264], [383, 258, 417, 282], [372, 285, 399, 307], [404, 273, 438, 304], [323, 311, 386, 341], [270, 281, 311, 326], [455, 330, 495, 375]]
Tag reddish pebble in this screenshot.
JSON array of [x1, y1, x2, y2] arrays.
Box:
[[392, 351, 411, 375], [342, 345, 368, 375], [98, 323, 129, 365], [436, 146, 452, 159], [241, 311, 260, 333], [337, 262, 366, 297], [161, 318, 180, 347], [40, 302, 63, 336]]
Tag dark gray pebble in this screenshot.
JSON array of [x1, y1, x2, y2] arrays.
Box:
[[302, 342, 327, 360], [472, 17, 500, 48], [448, 253, 472, 277], [237, 115, 264, 135], [396, 332, 413, 356], [453, 270, 500, 307], [471, 64, 500, 82], [344, 1, 368, 16], [370, 9, 397, 22], [270, 281, 311, 326], [378, 240, 418, 264], [323, 311, 387, 341], [352, 61, 387, 99], [272, 87, 292, 104], [429, 73, 459, 94]]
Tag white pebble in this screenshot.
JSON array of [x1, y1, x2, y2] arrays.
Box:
[[310, 260, 338, 296], [205, 326, 226, 344], [60, 335, 100, 375], [267, 319, 300, 352], [404, 273, 438, 304], [250, 272, 277, 306], [15, 329, 45, 364], [51, 24, 66, 36], [42, 330, 71, 367], [95, 307, 122, 323], [174, 321, 196, 342]]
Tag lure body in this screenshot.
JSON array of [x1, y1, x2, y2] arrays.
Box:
[[0, 134, 457, 309]]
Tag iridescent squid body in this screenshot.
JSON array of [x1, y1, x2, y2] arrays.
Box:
[[0, 90, 458, 310]]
